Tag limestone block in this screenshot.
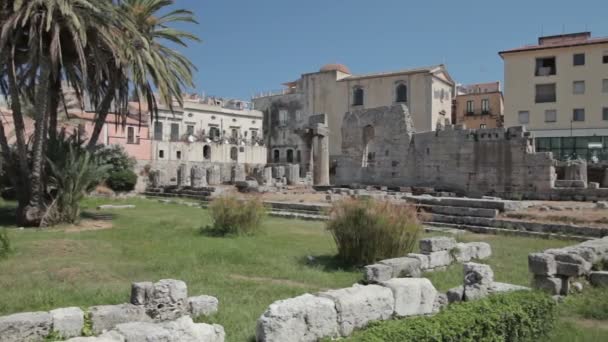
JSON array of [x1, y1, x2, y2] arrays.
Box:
[[532, 275, 565, 295], [50, 307, 84, 339], [407, 253, 430, 270], [188, 296, 219, 317], [272, 166, 285, 179], [130, 282, 153, 306], [588, 182, 600, 190], [145, 279, 189, 321], [488, 282, 530, 294], [464, 262, 494, 286], [556, 262, 587, 277], [452, 243, 472, 263], [419, 237, 456, 254], [463, 284, 489, 301], [379, 257, 421, 278], [285, 164, 300, 185], [162, 316, 225, 342], [363, 264, 393, 283], [256, 294, 339, 342], [319, 284, 394, 337], [596, 201, 608, 209], [427, 251, 453, 268], [89, 304, 150, 334], [177, 164, 188, 187], [207, 166, 221, 185], [263, 167, 273, 185], [65, 331, 124, 341], [190, 166, 207, 188], [0, 311, 52, 342], [590, 271, 608, 287], [432, 293, 448, 313], [380, 278, 437, 317], [467, 242, 492, 259], [528, 253, 556, 276], [231, 165, 246, 183], [446, 286, 464, 303]]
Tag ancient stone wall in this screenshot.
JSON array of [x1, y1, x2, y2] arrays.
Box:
[[335, 104, 557, 198]]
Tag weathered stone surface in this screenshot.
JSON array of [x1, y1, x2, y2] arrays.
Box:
[[596, 201, 608, 209], [363, 264, 393, 284], [380, 278, 437, 317], [319, 284, 394, 337], [231, 165, 246, 183], [207, 165, 221, 185], [263, 167, 273, 185], [407, 253, 430, 270], [89, 304, 150, 335], [379, 257, 421, 278], [256, 294, 339, 342], [528, 253, 556, 276], [467, 242, 492, 259], [145, 279, 188, 321], [66, 331, 124, 341], [590, 271, 608, 287], [235, 180, 260, 193], [464, 263, 494, 286], [188, 296, 219, 317], [446, 286, 464, 303], [0, 312, 52, 342], [488, 282, 530, 294], [190, 166, 207, 188], [452, 243, 472, 263], [556, 262, 587, 277], [285, 164, 300, 185], [427, 250, 453, 268], [432, 293, 448, 313], [419, 237, 456, 254], [533, 275, 564, 295], [114, 316, 225, 342], [130, 282, 153, 306], [50, 307, 84, 339]]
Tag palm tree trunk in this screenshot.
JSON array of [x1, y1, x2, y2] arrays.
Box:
[[7, 60, 30, 192], [21, 59, 52, 226], [87, 80, 116, 151], [48, 78, 61, 143]]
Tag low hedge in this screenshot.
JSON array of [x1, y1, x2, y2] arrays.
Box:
[[348, 291, 556, 342]]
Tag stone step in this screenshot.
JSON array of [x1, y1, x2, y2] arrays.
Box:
[[418, 204, 498, 218], [425, 221, 589, 241], [269, 211, 329, 221]]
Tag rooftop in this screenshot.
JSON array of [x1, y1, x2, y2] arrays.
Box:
[[499, 32, 608, 56]]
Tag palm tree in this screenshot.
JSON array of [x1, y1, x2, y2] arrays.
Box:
[[86, 0, 200, 150]]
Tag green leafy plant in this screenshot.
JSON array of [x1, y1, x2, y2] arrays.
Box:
[[326, 199, 422, 266], [204, 196, 266, 236], [347, 291, 556, 342], [0, 228, 10, 258], [106, 170, 138, 192]]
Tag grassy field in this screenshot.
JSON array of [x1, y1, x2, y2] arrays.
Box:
[[0, 197, 606, 341]]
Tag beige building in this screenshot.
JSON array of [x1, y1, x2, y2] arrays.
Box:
[[500, 32, 608, 161], [455, 82, 504, 129], [252, 63, 455, 165]]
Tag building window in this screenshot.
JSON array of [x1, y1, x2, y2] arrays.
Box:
[[573, 108, 585, 122], [158, 150, 164, 158], [154, 121, 163, 141], [545, 109, 557, 123], [535, 83, 556, 103], [353, 87, 364, 106], [286, 149, 294, 163], [480, 124, 487, 129], [603, 108, 608, 121], [518, 111, 530, 124], [466, 100, 474, 115], [203, 145, 211, 160], [573, 81, 585, 94], [251, 129, 258, 140], [231, 128, 239, 139], [273, 149, 280, 163], [209, 126, 220, 139], [127, 126, 135, 144], [186, 125, 195, 136], [230, 147, 238, 161], [535, 57, 556, 76], [396, 84, 407, 103], [604, 53, 608, 64], [176, 151, 181, 159], [279, 110, 288, 126], [170, 123, 179, 141], [603, 79, 608, 93], [481, 99, 490, 114], [573, 53, 585, 66]]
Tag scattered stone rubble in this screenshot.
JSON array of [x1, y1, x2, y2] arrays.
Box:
[[528, 236, 608, 295], [0, 280, 222, 342], [446, 262, 529, 303], [363, 237, 492, 283]]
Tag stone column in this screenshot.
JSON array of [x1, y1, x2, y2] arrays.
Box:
[[314, 135, 330, 186], [177, 164, 188, 187], [191, 166, 207, 188]]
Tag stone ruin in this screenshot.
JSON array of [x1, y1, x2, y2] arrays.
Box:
[[334, 104, 608, 200], [0, 279, 223, 342], [529, 236, 608, 296], [363, 236, 492, 283]]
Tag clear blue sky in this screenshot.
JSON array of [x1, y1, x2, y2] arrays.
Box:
[[173, 0, 608, 100]]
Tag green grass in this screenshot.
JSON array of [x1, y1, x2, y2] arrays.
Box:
[[0, 197, 606, 341]]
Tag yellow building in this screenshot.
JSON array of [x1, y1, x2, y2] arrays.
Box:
[[500, 32, 608, 161], [454, 82, 504, 129]]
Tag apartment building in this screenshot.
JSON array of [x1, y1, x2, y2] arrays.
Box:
[[500, 32, 608, 161], [454, 82, 504, 129]]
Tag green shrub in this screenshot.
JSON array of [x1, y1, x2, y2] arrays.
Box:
[[95, 145, 136, 174], [348, 291, 556, 342], [0, 228, 10, 258], [326, 199, 421, 266], [106, 170, 138, 192], [205, 196, 266, 236]]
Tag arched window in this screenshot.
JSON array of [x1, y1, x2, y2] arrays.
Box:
[[286, 149, 294, 163], [353, 87, 364, 106], [273, 149, 280, 163], [203, 145, 211, 160], [230, 147, 238, 161], [396, 83, 407, 103]]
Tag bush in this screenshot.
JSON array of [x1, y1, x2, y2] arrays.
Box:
[[106, 170, 138, 192], [326, 199, 421, 266], [0, 228, 10, 258], [205, 196, 266, 236], [95, 145, 136, 174], [348, 291, 556, 342]]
